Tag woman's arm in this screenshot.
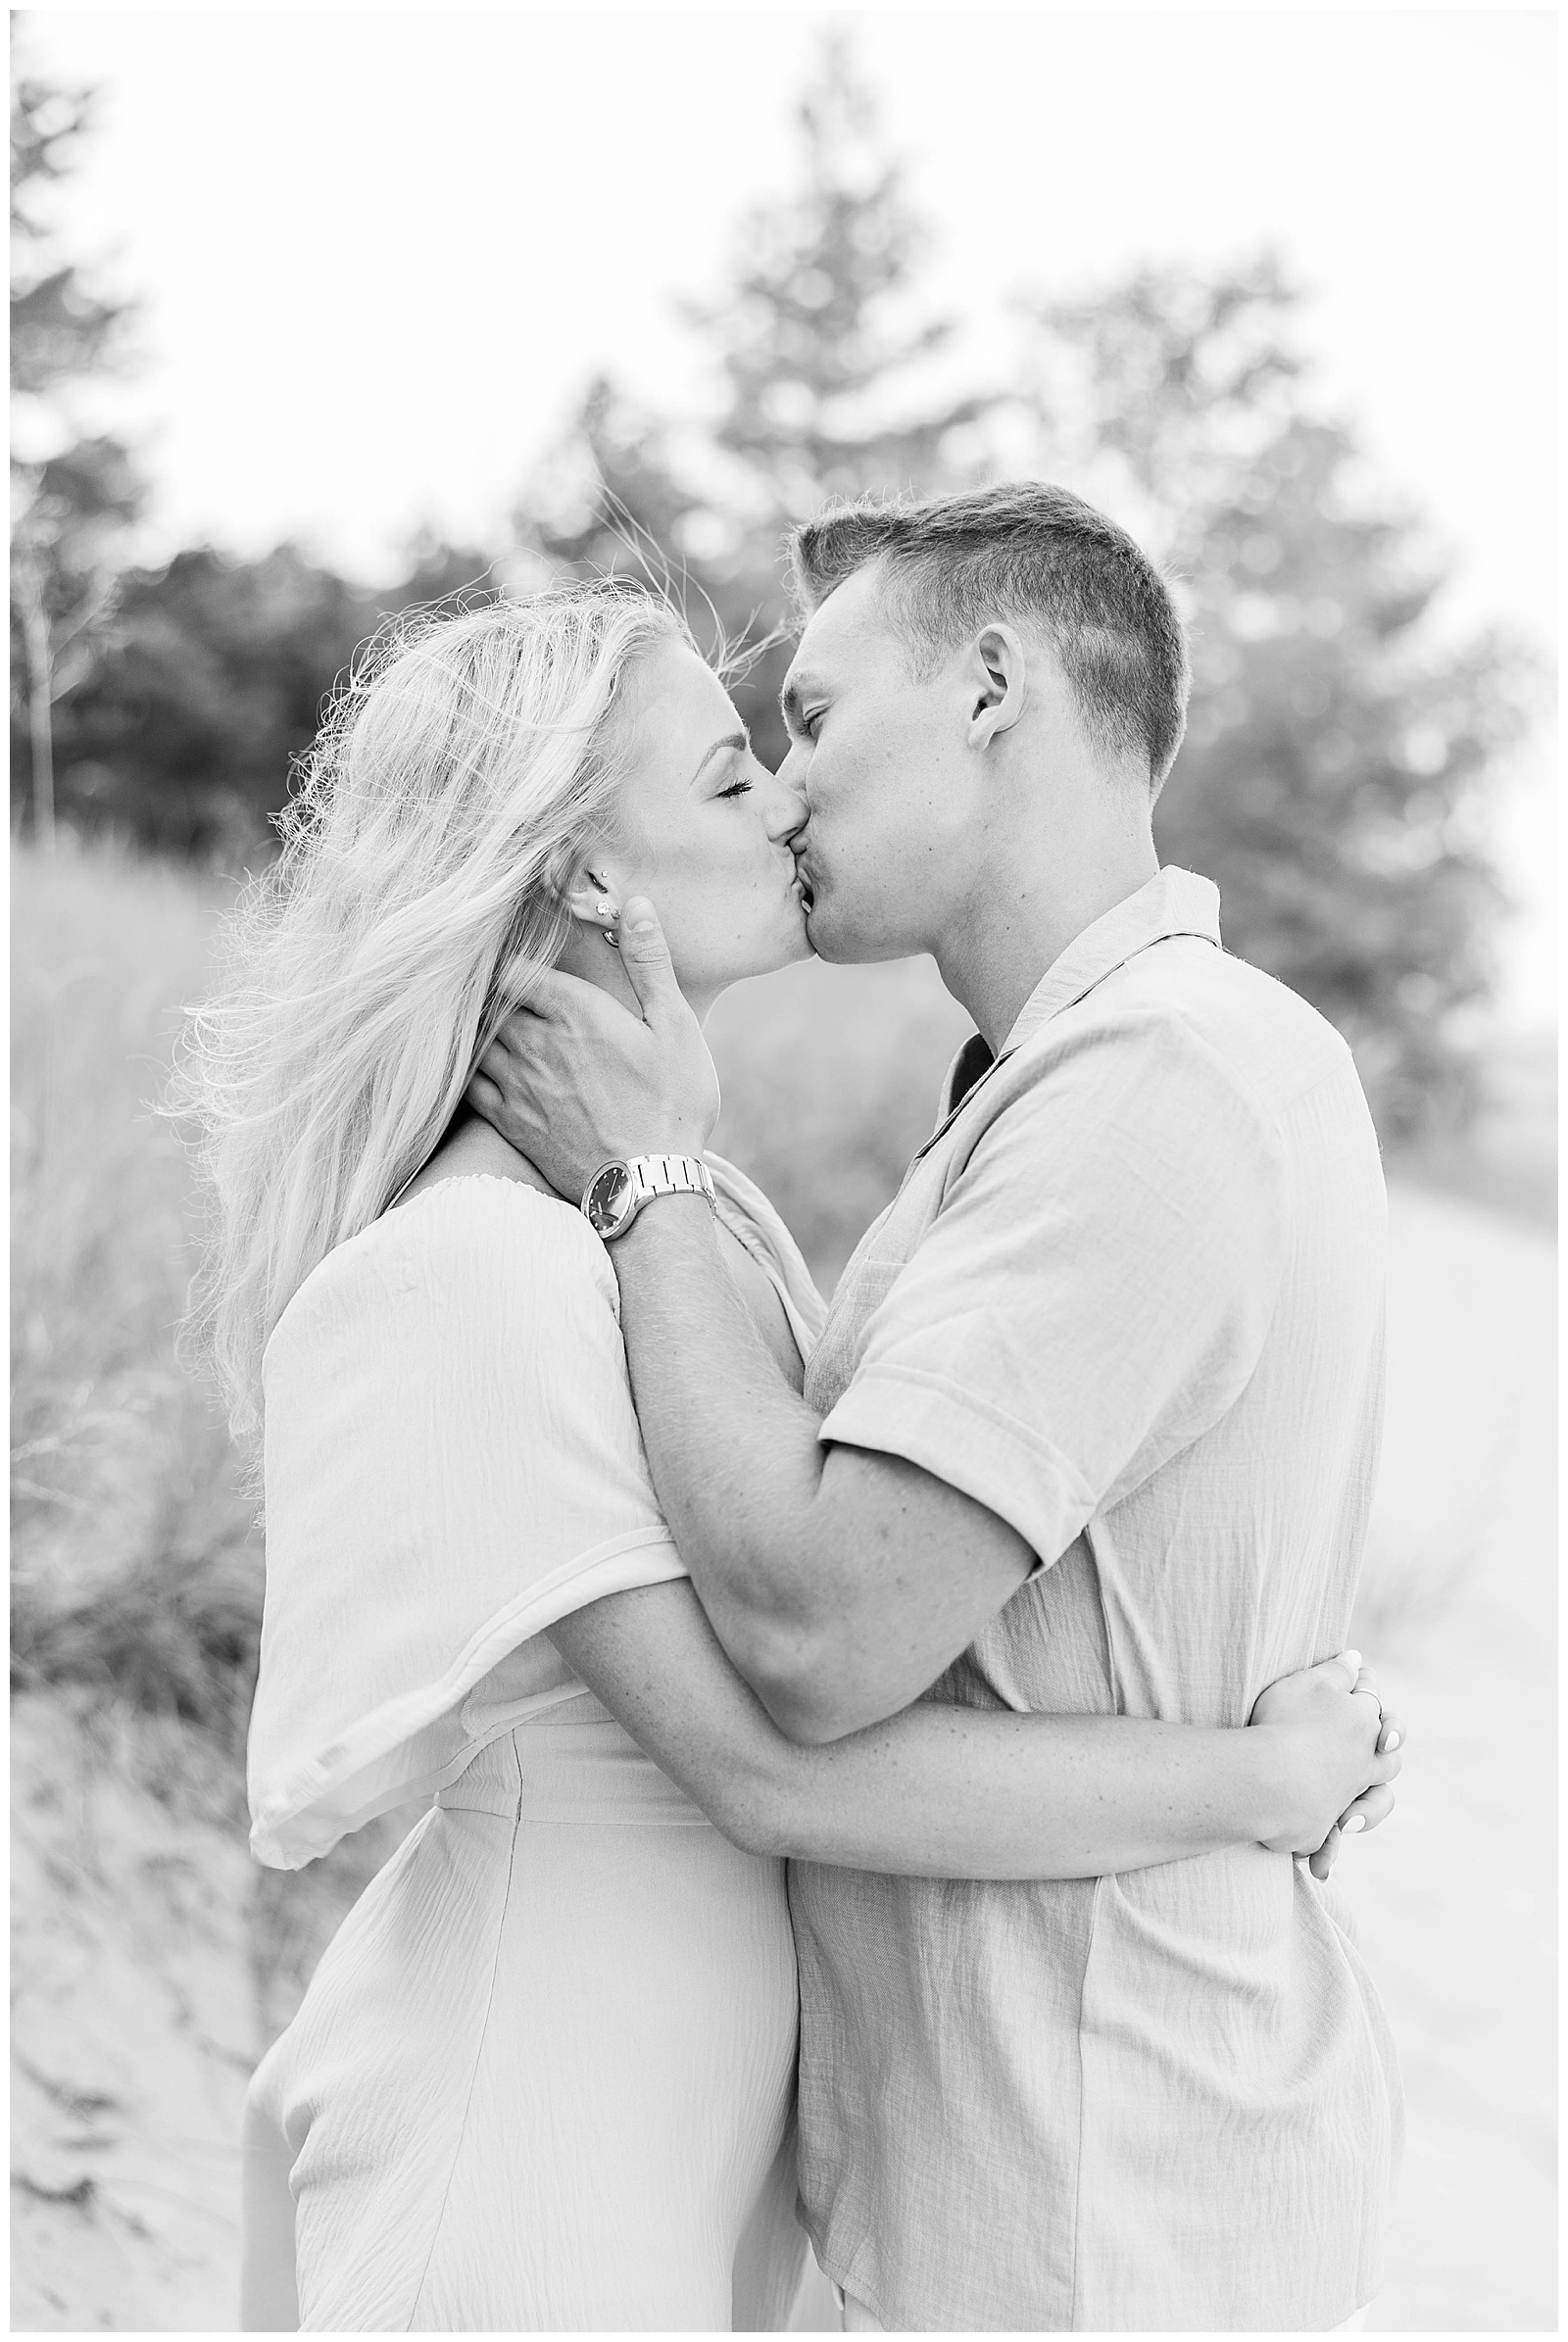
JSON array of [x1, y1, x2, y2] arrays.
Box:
[[547, 1579, 1400, 1883]]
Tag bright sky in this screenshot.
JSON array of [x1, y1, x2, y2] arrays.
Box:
[[17, 4, 1559, 1021]]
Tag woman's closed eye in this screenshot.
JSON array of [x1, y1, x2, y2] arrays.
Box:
[[715, 778, 753, 801]]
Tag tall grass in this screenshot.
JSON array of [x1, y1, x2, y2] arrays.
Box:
[[10, 836, 262, 1745]]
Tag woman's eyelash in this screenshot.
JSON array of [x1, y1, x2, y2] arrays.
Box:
[[716, 778, 753, 800]]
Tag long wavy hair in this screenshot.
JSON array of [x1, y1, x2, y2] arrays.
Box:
[[174, 579, 690, 1456]]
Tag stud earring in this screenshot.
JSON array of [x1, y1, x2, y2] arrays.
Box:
[[594, 893, 619, 948]]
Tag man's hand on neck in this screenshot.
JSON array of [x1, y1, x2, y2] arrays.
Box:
[[469, 901, 720, 1197], [466, 898, 1038, 1742]]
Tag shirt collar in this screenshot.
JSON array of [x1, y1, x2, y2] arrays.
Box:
[[1002, 865, 1222, 1054], [935, 866, 1223, 1128]]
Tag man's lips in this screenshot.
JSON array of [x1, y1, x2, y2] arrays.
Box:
[[791, 858, 816, 912]]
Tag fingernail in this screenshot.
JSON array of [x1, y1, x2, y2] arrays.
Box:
[[625, 898, 656, 933], [1339, 1649, 1361, 1674], [1343, 1813, 1367, 1833], [1383, 1730, 1401, 1753]]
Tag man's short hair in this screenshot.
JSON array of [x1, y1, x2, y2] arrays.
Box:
[[789, 482, 1190, 790]]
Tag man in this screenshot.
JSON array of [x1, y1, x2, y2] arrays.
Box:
[[473, 483, 1402, 2330]]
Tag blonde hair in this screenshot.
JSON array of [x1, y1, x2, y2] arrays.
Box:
[[175, 579, 689, 1454]]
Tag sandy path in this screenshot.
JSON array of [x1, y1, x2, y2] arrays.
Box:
[[9, 1703, 256, 2331], [1349, 1183, 1556, 2330]]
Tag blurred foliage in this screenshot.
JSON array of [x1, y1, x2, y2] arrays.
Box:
[[1027, 258, 1528, 1134], [8, 34, 1536, 1129], [10, 33, 147, 845], [56, 538, 501, 856]]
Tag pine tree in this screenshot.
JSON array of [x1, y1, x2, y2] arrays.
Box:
[[518, 36, 993, 764], [1029, 260, 1524, 1133], [698, 35, 987, 517]]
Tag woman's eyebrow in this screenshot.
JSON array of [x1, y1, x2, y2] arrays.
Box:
[[690, 729, 749, 786]]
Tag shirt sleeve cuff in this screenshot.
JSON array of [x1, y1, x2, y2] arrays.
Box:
[[817, 1362, 1094, 1580]]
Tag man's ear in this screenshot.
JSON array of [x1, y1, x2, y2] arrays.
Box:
[[965, 623, 1027, 749]]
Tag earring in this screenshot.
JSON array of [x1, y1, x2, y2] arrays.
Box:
[[596, 893, 619, 948]]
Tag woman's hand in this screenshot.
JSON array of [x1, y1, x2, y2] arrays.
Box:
[[1250, 1649, 1404, 1882]]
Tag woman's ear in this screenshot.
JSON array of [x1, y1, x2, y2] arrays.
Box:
[[966, 623, 1027, 749], [562, 865, 621, 930]]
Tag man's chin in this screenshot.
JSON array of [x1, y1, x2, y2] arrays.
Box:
[[797, 875, 902, 965], [803, 900, 859, 965], [804, 903, 911, 967]]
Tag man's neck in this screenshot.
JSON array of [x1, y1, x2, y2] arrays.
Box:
[[935, 827, 1161, 1052]]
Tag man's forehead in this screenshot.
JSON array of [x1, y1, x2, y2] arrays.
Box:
[[787, 562, 896, 685]]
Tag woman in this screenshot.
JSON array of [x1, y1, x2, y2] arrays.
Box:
[[179, 585, 1398, 2333]]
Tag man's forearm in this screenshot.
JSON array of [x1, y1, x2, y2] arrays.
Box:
[[609, 1194, 834, 1697]]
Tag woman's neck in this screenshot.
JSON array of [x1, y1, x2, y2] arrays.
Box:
[[402, 931, 723, 1215], [554, 927, 719, 1027]]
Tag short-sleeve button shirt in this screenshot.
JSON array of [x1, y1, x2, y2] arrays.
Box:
[[788, 867, 1403, 2333]]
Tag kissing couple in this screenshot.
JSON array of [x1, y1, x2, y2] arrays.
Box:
[[196, 481, 1404, 2332]]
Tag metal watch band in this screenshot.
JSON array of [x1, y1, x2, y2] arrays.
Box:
[[626, 1153, 715, 1209]]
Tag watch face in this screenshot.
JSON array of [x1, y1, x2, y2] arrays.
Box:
[[584, 1162, 634, 1238]]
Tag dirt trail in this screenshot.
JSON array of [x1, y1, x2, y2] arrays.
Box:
[[1351, 1185, 1556, 2331]]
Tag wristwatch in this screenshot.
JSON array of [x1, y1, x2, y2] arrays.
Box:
[[581, 1152, 715, 1242]]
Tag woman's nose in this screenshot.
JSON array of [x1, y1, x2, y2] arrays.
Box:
[[760, 767, 808, 846]]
